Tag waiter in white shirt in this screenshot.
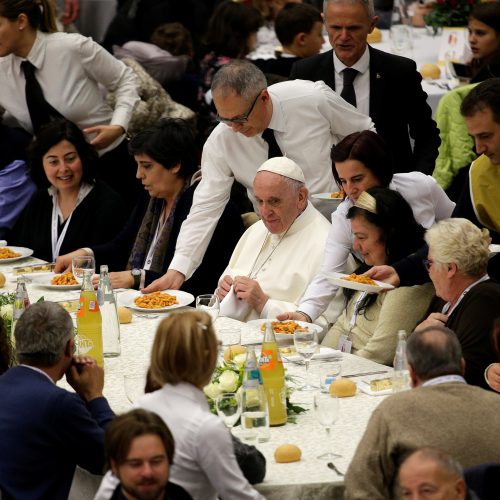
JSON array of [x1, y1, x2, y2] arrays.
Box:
[[144, 59, 375, 292]]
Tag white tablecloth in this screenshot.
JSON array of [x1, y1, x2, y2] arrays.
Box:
[[0, 257, 394, 500]]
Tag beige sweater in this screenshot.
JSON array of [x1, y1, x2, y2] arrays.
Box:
[[322, 283, 434, 365], [345, 382, 500, 499]]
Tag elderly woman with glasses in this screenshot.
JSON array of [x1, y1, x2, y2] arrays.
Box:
[[416, 218, 500, 389]]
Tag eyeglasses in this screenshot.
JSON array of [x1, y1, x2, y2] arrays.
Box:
[[216, 90, 263, 125], [423, 259, 435, 272]]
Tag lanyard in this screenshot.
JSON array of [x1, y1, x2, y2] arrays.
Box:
[[348, 291, 368, 332], [144, 212, 167, 271], [441, 274, 489, 316]]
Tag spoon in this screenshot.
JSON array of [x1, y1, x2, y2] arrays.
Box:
[[327, 462, 344, 476]]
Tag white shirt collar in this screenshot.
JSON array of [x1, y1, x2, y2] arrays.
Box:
[[48, 182, 94, 224], [333, 46, 370, 76], [422, 374, 466, 387], [19, 364, 55, 384]]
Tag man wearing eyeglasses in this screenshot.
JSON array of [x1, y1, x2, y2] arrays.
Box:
[[144, 59, 375, 293]]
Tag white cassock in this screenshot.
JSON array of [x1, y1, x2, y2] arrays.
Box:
[[220, 203, 346, 327]]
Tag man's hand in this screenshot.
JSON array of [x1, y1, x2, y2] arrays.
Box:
[[108, 271, 134, 289], [83, 124, 125, 150], [277, 311, 310, 322], [142, 269, 185, 293], [54, 248, 87, 273], [217, 275, 233, 300], [416, 312, 448, 331], [66, 355, 104, 402], [364, 265, 401, 287], [233, 276, 268, 314], [486, 363, 500, 392], [60, 0, 80, 25]]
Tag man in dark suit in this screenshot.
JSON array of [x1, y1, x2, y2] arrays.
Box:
[[0, 302, 115, 500], [290, 0, 440, 175]]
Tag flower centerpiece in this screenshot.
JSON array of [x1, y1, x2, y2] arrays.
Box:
[[204, 352, 307, 423], [0, 292, 15, 340], [424, 0, 479, 35]]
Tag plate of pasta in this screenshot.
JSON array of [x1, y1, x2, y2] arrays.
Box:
[[0, 246, 33, 263], [327, 272, 394, 293], [119, 289, 194, 312], [30, 272, 81, 290], [247, 319, 323, 339], [311, 192, 345, 208]]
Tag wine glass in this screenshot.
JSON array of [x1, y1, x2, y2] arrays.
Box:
[[72, 255, 95, 285], [293, 329, 318, 391], [196, 294, 220, 322], [314, 392, 342, 460], [215, 392, 242, 429]]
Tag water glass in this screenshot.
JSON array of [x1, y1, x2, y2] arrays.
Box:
[[215, 392, 242, 429], [390, 24, 412, 55], [314, 392, 341, 460], [72, 255, 95, 284], [294, 329, 319, 391], [241, 387, 270, 443], [196, 294, 220, 322], [319, 361, 342, 393]]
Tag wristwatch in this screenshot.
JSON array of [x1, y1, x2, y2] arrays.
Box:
[[131, 268, 141, 289]]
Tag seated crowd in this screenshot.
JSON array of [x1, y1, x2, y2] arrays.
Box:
[[2, 0, 500, 498]]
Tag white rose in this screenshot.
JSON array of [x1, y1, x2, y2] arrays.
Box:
[[204, 382, 223, 400], [218, 370, 239, 392], [0, 304, 13, 320], [233, 353, 247, 367]]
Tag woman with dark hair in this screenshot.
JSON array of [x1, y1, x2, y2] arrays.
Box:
[[55, 118, 244, 296], [468, 2, 500, 83], [280, 130, 454, 325], [9, 120, 126, 262], [322, 188, 434, 364]]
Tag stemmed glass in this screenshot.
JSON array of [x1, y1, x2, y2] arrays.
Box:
[[196, 294, 220, 322], [72, 255, 95, 285], [314, 392, 342, 460], [215, 392, 242, 429], [293, 329, 318, 391]]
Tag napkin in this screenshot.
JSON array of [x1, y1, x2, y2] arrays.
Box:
[[219, 285, 251, 321], [284, 347, 342, 362]]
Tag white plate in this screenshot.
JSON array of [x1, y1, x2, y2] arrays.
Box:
[[0, 246, 34, 263], [282, 346, 342, 362], [358, 379, 393, 397], [119, 289, 194, 312], [30, 273, 81, 290], [490, 244, 500, 255], [326, 272, 394, 293], [246, 319, 323, 339], [311, 193, 345, 206]]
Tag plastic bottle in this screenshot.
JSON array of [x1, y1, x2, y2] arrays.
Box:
[[77, 269, 103, 367], [10, 277, 30, 344], [392, 330, 411, 392], [259, 322, 287, 426], [97, 265, 121, 357], [241, 346, 269, 441]]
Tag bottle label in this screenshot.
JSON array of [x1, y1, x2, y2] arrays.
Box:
[[77, 334, 94, 355], [259, 349, 275, 371], [88, 300, 99, 312]]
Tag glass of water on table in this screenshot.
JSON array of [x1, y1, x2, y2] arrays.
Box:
[[294, 329, 319, 391], [196, 294, 220, 322], [72, 255, 95, 284]]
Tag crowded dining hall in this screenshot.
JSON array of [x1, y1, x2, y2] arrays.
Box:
[[2, 0, 500, 498]]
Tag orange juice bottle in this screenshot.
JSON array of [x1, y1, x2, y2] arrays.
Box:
[[259, 322, 287, 426], [76, 269, 103, 367]]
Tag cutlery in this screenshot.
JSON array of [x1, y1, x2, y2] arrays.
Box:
[[133, 312, 160, 319], [327, 462, 344, 476], [343, 370, 388, 378]]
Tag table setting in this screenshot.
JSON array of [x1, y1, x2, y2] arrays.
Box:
[[0, 249, 394, 500]]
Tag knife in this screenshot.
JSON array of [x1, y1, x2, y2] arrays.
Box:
[[11, 263, 56, 274], [343, 370, 389, 378]]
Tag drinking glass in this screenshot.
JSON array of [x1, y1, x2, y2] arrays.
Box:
[[294, 329, 319, 391], [390, 24, 412, 56], [215, 392, 242, 429], [196, 294, 220, 322], [314, 392, 342, 459], [72, 255, 95, 284], [241, 386, 270, 443], [124, 373, 145, 404], [319, 361, 342, 393]]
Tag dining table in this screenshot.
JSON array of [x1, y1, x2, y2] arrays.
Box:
[[0, 254, 394, 500]]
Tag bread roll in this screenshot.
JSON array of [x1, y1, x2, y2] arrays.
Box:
[[223, 345, 246, 362], [117, 306, 133, 324], [329, 378, 357, 397], [367, 27, 382, 44], [419, 63, 441, 80], [275, 444, 302, 463], [0, 272, 5, 288]]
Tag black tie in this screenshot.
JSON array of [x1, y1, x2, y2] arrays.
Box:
[[261, 128, 283, 159], [340, 68, 358, 107], [21, 60, 63, 134]]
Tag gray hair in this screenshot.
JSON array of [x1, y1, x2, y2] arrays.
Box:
[[407, 326, 462, 381], [424, 218, 490, 278], [399, 447, 464, 482], [211, 60, 267, 101], [323, 0, 375, 19], [15, 302, 73, 367]]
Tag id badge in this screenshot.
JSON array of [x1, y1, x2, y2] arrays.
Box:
[[338, 335, 352, 353]]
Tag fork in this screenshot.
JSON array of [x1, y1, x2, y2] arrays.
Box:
[[327, 462, 344, 476]]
